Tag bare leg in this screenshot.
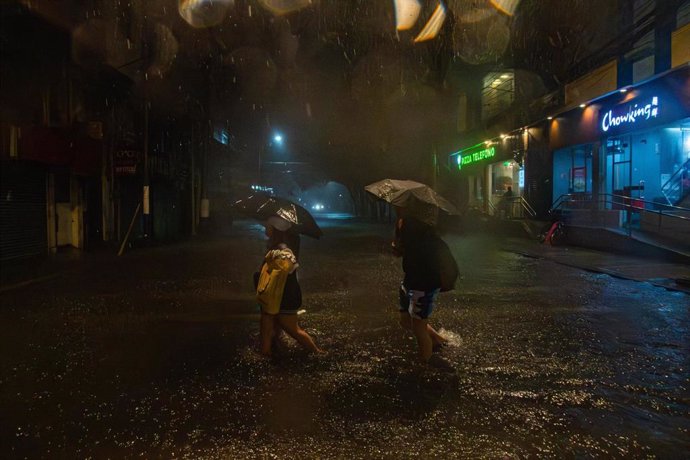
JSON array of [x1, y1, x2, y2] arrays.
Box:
[[412, 317, 433, 361], [259, 312, 276, 356], [272, 324, 289, 352], [427, 324, 447, 345], [399, 312, 446, 345], [398, 311, 413, 331], [277, 315, 323, 354]]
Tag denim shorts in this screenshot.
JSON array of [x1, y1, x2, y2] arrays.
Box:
[[399, 284, 440, 320]]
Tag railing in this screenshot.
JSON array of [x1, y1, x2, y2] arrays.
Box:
[[489, 195, 537, 219], [661, 159, 690, 206], [551, 192, 690, 237], [515, 196, 537, 218]]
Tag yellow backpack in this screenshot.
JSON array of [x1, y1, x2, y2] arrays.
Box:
[[256, 248, 297, 314]]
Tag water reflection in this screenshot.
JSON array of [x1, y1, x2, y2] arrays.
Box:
[[1, 221, 688, 457]]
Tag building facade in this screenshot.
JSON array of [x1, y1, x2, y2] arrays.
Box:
[[447, 0, 690, 232], [0, 3, 212, 265]]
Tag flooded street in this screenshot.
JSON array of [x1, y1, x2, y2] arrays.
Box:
[[1, 219, 688, 458]]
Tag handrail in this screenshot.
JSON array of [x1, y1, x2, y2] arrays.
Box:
[[504, 196, 537, 218], [661, 158, 690, 192], [491, 195, 537, 219], [660, 158, 690, 205], [518, 196, 537, 218], [551, 193, 690, 222]]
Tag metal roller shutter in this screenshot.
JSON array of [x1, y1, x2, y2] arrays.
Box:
[[0, 161, 47, 261]]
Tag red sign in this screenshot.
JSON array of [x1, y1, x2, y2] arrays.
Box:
[[114, 150, 140, 175]]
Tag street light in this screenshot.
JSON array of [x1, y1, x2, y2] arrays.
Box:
[[259, 132, 285, 184]]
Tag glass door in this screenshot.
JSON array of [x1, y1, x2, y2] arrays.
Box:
[[606, 136, 633, 227]]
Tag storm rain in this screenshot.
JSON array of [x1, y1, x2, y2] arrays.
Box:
[[1, 0, 689, 458]]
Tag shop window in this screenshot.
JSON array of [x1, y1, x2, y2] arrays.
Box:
[[553, 145, 593, 202], [491, 161, 519, 194], [600, 123, 690, 210], [572, 167, 587, 193], [481, 71, 514, 121]]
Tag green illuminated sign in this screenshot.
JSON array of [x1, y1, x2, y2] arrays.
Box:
[[457, 146, 496, 169]]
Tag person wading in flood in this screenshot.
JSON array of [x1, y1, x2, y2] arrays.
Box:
[[256, 216, 324, 357], [392, 208, 450, 365]]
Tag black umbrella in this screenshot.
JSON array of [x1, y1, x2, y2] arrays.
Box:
[[232, 193, 323, 239]]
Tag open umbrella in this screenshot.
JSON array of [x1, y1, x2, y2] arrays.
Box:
[[365, 179, 459, 225], [232, 193, 323, 239]]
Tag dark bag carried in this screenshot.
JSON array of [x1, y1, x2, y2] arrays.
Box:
[[437, 238, 459, 292]]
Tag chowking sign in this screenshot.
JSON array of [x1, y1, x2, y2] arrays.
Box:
[[457, 145, 496, 170], [601, 96, 659, 133]]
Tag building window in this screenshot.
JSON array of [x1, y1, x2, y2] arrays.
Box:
[[552, 145, 594, 201], [679, 1, 690, 28], [633, 55, 655, 82], [481, 71, 514, 122], [626, 0, 656, 83]]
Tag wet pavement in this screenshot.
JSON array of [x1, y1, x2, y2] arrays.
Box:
[[1, 219, 689, 458], [500, 238, 690, 294]]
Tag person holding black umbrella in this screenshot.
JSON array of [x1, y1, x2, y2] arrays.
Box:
[[232, 193, 324, 357], [256, 215, 323, 357]]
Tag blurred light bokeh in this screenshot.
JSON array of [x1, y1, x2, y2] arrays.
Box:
[[490, 0, 521, 16], [178, 0, 235, 28], [413, 2, 447, 43], [257, 0, 314, 16], [394, 0, 421, 31]]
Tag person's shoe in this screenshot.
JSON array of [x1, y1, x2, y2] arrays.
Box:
[[432, 341, 449, 353]]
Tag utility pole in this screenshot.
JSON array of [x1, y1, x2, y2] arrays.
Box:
[[142, 100, 151, 239], [258, 143, 262, 185], [191, 123, 197, 236], [141, 1, 151, 241]]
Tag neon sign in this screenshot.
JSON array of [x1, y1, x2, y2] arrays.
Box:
[[601, 96, 659, 132], [457, 146, 496, 169]]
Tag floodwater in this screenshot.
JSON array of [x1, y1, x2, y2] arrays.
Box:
[[1, 219, 688, 458]]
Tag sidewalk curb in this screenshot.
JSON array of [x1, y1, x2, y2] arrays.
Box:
[[0, 274, 61, 293], [502, 247, 690, 295]]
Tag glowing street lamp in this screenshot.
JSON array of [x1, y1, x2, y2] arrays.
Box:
[[259, 132, 285, 183]]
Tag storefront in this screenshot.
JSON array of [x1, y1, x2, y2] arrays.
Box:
[[549, 64, 690, 230], [0, 125, 103, 262], [450, 135, 526, 217]]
